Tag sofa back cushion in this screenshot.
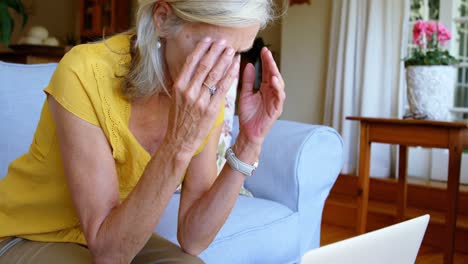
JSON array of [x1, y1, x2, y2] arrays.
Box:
[[0, 62, 238, 182], [0, 62, 58, 178]]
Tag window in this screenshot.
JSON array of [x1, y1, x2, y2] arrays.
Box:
[[454, 0, 468, 110], [410, 0, 440, 21]]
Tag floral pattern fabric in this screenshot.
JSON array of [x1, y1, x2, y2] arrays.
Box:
[[217, 81, 253, 197]]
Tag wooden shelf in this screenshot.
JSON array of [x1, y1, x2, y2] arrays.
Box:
[[79, 0, 130, 41]]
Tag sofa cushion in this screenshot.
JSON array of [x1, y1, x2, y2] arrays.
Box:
[[156, 194, 300, 264], [0, 62, 57, 178]]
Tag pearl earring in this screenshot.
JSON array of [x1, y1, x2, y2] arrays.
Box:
[[157, 39, 161, 49]]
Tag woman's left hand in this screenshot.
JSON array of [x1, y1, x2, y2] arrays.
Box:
[[238, 47, 285, 146]]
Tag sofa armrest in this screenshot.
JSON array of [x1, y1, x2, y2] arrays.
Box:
[[232, 118, 343, 254], [231, 118, 343, 213]]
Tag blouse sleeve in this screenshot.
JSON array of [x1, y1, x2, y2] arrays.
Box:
[[44, 46, 100, 126]]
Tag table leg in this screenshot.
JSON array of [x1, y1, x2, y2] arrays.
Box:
[[397, 145, 408, 222], [357, 123, 371, 234], [445, 130, 462, 264]]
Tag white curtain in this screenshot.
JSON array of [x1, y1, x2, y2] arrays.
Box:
[[324, 0, 410, 177]]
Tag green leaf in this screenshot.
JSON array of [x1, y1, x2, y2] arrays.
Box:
[[6, 0, 20, 12], [7, 0, 28, 28], [4, 0, 27, 28], [0, 1, 12, 45], [404, 46, 459, 67], [15, 0, 27, 28], [21, 12, 27, 28], [9, 14, 14, 36]]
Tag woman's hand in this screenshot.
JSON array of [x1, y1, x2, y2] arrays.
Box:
[[163, 38, 240, 158], [237, 47, 285, 147]]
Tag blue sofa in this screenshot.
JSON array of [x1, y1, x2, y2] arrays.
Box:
[[0, 61, 343, 263]]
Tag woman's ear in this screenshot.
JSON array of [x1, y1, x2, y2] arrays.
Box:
[[153, 1, 173, 33]]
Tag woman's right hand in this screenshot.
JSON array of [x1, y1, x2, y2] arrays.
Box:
[[163, 38, 240, 158]]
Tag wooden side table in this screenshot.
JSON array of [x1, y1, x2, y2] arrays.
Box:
[[347, 116, 467, 264], [0, 44, 66, 64]]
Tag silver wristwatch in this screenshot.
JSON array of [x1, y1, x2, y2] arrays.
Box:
[[225, 147, 259, 177]]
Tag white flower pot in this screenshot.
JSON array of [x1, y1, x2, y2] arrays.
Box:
[[406, 66, 456, 120]]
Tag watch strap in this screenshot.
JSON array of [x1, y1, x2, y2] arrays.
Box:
[[225, 147, 258, 177]]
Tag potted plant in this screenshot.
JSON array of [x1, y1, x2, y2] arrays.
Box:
[[404, 20, 459, 120], [0, 0, 28, 46]]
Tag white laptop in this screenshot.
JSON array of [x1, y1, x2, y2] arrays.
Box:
[[301, 214, 430, 264]]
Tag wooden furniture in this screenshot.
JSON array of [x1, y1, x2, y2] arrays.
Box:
[[347, 116, 467, 264], [79, 0, 130, 41], [0, 45, 65, 64]]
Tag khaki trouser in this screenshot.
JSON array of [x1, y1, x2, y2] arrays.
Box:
[[0, 234, 204, 264]]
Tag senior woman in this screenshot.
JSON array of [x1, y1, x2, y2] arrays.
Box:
[[0, 0, 285, 263]]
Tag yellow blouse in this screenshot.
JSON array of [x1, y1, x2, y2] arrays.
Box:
[[0, 34, 224, 245]]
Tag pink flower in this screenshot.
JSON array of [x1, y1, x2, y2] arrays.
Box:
[[438, 26, 451, 45], [425, 21, 452, 45], [425, 21, 438, 38], [413, 20, 426, 47]]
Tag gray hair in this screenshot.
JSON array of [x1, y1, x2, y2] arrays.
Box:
[[121, 0, 276, 100]]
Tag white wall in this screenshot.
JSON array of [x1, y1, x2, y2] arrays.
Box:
[[280, 1, 332, 124], [131, 0, 139, 26]]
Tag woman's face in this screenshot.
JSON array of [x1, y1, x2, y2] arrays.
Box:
[[163, 22, 260, 85]]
